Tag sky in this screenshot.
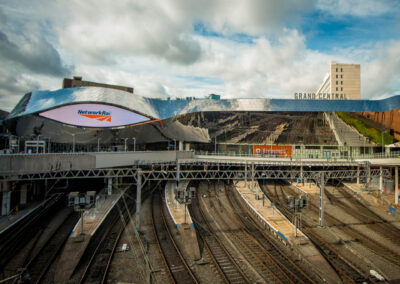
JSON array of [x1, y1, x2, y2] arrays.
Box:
[[0, 0, 399, 111]]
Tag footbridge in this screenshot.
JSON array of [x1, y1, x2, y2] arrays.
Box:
[[1, 151, 398, 229], [0, 151, 397, 182]]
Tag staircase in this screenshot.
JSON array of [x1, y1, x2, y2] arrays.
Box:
[[324, 112, 374, 146]]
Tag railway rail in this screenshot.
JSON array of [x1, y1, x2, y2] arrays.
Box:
[[190, 195, 251, 284], [0, 193, 64, 281], [25, 210, 79, 283], [281, 182, 400, 268], [308, 201, 400, 267], [262, 182, 369, 283], [151, 192, 198, 284], [79, 191, 137, 284], [327, 186, 400, 247], [225, 185, 318, 283], [207, 194, 286, 283]]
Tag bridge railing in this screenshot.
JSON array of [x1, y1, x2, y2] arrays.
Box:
[[195, 150, 400, 160]]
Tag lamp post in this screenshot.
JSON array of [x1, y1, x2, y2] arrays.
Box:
[[47, 137, 51, 153], [362, 136, 365, 158], [122, 138, 129, 152], [72, 134, 75, 153], [36, 135, 40, 154]]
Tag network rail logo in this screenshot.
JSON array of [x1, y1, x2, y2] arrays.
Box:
[[77, 110, 112, 122]]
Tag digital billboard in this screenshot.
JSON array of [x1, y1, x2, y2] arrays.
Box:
[[39, 103, 150, 127]]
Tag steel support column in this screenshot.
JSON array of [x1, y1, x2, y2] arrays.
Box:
[[251, 163, 255, 194], [300, 162, 303, 184], [245, 163, 247, 184], [357, 165, 360, 185], [319, 173, 325, 227], [367, 163, 371, 185], [136, 169, 142, 231], [395, 166, 399, 205], [380, 166, 383, 192]]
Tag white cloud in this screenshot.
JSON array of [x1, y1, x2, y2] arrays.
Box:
[[361, 41, 400, 99], [0, 0, 399, 112], [317, 0, 393, 17]]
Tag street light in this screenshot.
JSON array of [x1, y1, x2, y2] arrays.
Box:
[[122, 138, 129, 152], [36, 134, 40, 154], [72, 134, 75, 153]]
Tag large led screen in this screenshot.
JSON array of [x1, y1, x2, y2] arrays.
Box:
[[39, 104, 150, 127]]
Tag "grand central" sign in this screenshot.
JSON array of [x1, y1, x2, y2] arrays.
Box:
[[294, 93, 347, 100]]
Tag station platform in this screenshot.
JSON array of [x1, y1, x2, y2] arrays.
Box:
[[234, 181, 305, 242], [343, 183, 400, 223], [0, 201, 40, 232], [54, 192, 123, 282], [70, 194, 121, 237], [164, 181, 193, 228], [164, 181, 200, 260], [233, 180, 340, 283], [291, 182, 320, 195]]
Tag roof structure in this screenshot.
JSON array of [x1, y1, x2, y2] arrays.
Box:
[[8, 87, 400, 121]]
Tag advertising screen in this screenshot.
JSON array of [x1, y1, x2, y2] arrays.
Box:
[[39, 103, 150, 127]]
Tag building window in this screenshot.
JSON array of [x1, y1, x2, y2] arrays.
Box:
[[336, 68, 338, 72], [336, 81, 338, 85], [336, 74, 338, 78], [336, 87, 338, 91], [341, 87, 343, 91], [341, 74, 343, 78], [340, 68, 343, 72], [341, 81, 343, 85]]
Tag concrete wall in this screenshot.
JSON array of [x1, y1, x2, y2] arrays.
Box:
[[95, 151, 194, 168], [0, 154, 96, 173], [0, 151, 194, 174]]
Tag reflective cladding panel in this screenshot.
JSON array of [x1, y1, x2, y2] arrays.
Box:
[[39, 103, 150, 127], [7, 86, 400, 120], [9, 87, 159, 119]]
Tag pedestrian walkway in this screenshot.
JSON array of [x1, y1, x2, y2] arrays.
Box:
[[71, 194, 121, 237], [164, 181, 193, 228], [291, 182, 320, 195], [55, 192, 123, 282], [233, 181, 304, 242], [0, 201, 40, 232], [233, 180, 340, 283]]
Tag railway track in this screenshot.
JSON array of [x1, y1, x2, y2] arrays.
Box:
[[280, 182, 400, 268], [209, 193, 295, 283], [0, 193, 64, 272], [25, 210, 80, 283], [262, 182, 369, 283], [225, 186, 318, 284], [327, 186, 400, 246], [79, 191, 137, 284], [190, 195, 251, 284], [0, 194, 65, 282], [308, 200, 400, 267], [151, 192, 198, 284]]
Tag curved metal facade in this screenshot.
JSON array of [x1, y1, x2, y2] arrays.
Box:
[[8, 87, 400, 121]]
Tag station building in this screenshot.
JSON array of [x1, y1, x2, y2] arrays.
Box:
[[316, 62, 361, 100], [3, 77, 400, 158]]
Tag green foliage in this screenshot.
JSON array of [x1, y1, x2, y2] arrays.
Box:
[[336, 112, 393, 145]]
